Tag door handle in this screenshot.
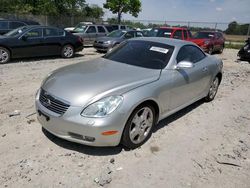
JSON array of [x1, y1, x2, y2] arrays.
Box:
[[202, 67, 208, 72]]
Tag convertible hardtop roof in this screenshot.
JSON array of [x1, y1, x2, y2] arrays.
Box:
[[130, 37, 194, 47]]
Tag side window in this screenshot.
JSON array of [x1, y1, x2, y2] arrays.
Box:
[[105, 26, 114, 32], [86, 26, 96, 33], [177, 45, 206, 63], [183, 30, 188, 39], [120, 25, 126, 30], [44, 28, 60, 37], [173, 30, 183, 40], [97, 26, 106, 33], [0, 21, 9, 29], [136, 31, 143, 37], [10, 21, 25, 29], [124, 31, 134, 39], [25, 28, 42, 38]]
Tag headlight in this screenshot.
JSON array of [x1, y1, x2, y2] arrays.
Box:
[[103, 41, 111, 45], [81, 96, 123, 118]]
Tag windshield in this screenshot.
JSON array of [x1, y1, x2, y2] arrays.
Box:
[[73, 23, 87, 32], [193, 32, 214, 39], [148, 28, 173, 38], [107, 30, 126, 38], [104, 40, 174, 69], [4, 26, 28, 37]]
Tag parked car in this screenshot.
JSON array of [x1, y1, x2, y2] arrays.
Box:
[[238, 38, 250, 62], [148, 27, 193, 40], [72, 24, 110, 45], [36, 38, 223, 149], [93, 30, 144, 52], [0, 19, 39, 35], [64, 22, 94, 32], [191, 31, 225, 54], [111, 24, 131, 31], [0, 25, 83, 64]]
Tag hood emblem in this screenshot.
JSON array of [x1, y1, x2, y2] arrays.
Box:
[[43, 98, 51, 107]]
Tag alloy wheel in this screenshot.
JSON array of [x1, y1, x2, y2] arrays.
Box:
[[209, 77, 219, 99], [63, 46, 74, 58], [129, 107, 154, 144], [0, 48, 9, 64]]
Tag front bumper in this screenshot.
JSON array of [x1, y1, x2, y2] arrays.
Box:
[[35, 90, 126, 147], [93, 42, 112, 52]]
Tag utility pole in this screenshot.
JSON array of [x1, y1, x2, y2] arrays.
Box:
[[247, 23, 250, 39]]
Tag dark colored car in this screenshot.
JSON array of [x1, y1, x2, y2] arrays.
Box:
[[238, 38, 250, 62], [0, 19, 40, 35], [148, 27, 193, 40], [190, 31, 225, 54], [0, 25, 84, 64], [93, 30, 144, 52]]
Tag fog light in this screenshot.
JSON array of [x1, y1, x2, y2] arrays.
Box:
[[68, 132, 95, 142], [83, 136, 95, 142]]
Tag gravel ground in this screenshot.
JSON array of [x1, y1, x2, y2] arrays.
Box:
[[0, 48, 250, 188]]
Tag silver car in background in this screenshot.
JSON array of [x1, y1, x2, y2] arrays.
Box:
[[93, 30, 144, 52], [36, 38, 223, 149]]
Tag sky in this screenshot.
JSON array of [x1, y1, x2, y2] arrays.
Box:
[[87, 0, 250, 25]]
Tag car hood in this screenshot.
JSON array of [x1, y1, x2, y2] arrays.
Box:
[[42, 58, 161, 107], [190, 38, 209, 46]]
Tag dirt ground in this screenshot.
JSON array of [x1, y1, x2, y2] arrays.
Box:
[[0, 48, 250, 188]]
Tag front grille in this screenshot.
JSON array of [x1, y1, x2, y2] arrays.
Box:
[[39, 89, 70, 115]]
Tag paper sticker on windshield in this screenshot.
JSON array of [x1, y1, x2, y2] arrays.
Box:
[[150, 46, 169, 54]]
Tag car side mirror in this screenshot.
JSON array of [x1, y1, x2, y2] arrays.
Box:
[[21, 35, 27, 41], [176, 61, 194, 69]]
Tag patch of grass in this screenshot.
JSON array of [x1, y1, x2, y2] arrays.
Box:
[[225, 43, 243, 50], [225, 35, 247, 43]]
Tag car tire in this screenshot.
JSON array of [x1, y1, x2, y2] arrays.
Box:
[[61, 44, 74, 58], [219, 44, 224, 54], [204, 77, 220, 102], [208, 46, 213, 55], [0, 47, 10, 64], [122, 104, 156, 149]]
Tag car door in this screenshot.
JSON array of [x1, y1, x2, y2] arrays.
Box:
[[11, 28, 44, 58], [172, 30, 183, 40], [85, 26, 97, 45], [167, 45, 211, 111], [43, 27, 65, 55], [97, 26, 107, 37]]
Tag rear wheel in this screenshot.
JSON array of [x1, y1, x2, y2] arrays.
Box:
[[122, 104, 156, 149], [0, 47, 10, 64], [61, 44, 74, 58], [204, 77, 219, 102]]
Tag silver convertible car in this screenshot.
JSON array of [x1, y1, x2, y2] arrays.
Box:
[[36, 38, 223, 149]]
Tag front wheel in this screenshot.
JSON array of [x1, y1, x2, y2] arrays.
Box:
[[61, 44, 74, 58], [122, 104, 156, 149], [204, 77, 219, 102], [0, 47, 10, 64]]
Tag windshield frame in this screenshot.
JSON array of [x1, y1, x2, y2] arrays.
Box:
[[107, 30, 127, 38], [4, 26, 29, 37]]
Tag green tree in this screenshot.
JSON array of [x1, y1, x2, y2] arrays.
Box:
[[103, 0, 141, 24]]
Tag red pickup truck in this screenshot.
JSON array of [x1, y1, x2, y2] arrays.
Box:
[[149, 27, 225, 54]]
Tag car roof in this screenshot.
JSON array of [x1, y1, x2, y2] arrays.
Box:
[[130, 37, 194, 47], [21, 25, 62, 30], [159, 27, 187, 30]]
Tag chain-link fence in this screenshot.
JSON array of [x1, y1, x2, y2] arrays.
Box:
[[0, 12, 101, 28]]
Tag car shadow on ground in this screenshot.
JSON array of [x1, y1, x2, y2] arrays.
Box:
[[9, 54, 85, 64], [153, 99, 204, 133], [43, 99, 205, 156]]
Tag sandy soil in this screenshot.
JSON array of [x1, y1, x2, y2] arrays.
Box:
[[0, 48, 250, 188]]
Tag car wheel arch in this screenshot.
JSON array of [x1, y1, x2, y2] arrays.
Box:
[[0, 45, 12, 57]]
